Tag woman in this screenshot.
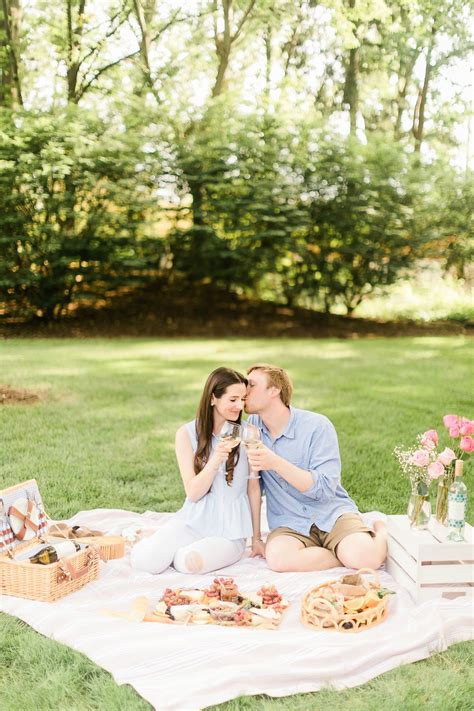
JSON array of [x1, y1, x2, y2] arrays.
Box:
[[131, 367, 264, 575]]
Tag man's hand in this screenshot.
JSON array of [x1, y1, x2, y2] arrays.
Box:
[[247, 442, 315, 492], [249, 538, 266, 558], [246, 443, 281, 472]]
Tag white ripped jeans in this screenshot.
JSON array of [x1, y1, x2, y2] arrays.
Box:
[[130, 518, 246, 575]]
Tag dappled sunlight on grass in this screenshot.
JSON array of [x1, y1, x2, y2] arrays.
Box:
[[30, 367, 86, 377], [297, 343, 361, 360], [1, 336, 473, 711], [2, 337, 472, 511], [356, 268, 474, 323]]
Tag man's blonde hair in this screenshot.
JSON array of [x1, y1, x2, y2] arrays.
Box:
[[247, 363, 293, 406]]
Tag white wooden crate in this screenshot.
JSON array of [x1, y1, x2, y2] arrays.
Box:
[[386, 515, 474, 603]]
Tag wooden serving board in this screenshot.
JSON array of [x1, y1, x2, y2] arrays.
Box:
[[102, 579, 289, 630]]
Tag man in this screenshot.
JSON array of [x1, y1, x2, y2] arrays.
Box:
[[244, 363, 387, 572]]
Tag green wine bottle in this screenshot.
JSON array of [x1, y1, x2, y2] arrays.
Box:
[[29, 541, 80, 565]]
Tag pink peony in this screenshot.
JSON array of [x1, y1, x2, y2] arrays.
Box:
[[459, 436, 474, 453], [459, 419, 474, 436], [422, 429, 438, 445], [438, 447, 456, 466], [421, 438, 436, 451], [443, 414, 459, 428], [428, 461, 445, 479], [410, 449, 430, 467], [449, 426, 460, 438]]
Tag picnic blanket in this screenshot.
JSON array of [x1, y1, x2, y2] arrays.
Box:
[[1, 508, 473, 711]]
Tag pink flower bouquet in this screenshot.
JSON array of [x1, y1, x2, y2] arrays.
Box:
[[394, 414, 473, 527], [433, 415, 474, 524]]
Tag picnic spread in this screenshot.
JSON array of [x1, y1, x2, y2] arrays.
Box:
[[103, 576, 290, 629], [1, 504, 472, 711]]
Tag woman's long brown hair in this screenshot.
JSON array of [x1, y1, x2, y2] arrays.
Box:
[[195, 367, 247, 486]]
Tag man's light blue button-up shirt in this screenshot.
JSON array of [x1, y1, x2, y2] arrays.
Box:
[[249, 407, 358, 534]]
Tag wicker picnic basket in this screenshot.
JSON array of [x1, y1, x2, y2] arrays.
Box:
[[301, 568, 391, 633], [73, 535, 124, 560], [0, 480, 101, 602], [47, 523, 125, 561]]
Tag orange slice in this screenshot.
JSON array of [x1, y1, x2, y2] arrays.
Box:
[[364, 592, 381, 608], [343, 596, 367, 612]]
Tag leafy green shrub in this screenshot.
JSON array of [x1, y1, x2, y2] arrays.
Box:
[[0, 108, 164, 320]]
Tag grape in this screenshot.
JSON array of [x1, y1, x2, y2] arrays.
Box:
[[257, 584, 282, 607], [205, 576, 238, 600], [233, 609, 252, 626], [162, 588, 190, 606]]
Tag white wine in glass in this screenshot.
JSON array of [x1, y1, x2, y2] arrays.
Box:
[[218, 421, 241, 448], [217, 421, 241, 479], [242, 423, 262, 478]]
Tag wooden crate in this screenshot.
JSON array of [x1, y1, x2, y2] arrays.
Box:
[[386, 515, 474, 603]]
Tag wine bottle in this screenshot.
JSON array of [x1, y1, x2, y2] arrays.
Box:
[[447, 460, 467, 542], [28, 541, 81, 565]]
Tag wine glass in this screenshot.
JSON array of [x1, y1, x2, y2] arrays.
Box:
[[242, 423, 262, 479], [217, 421, 241, 475], [218, 421, 241, 446]]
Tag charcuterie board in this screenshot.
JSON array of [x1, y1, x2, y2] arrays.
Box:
[[104, 577, 289, 629]]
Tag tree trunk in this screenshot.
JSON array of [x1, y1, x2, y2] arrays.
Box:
[[66, 0, 86, 103], [132, 0, 156, 95], [211, 0, 232, 97], [264, 24, 272, 101], [211, 0, 255, 98], [0, 0, 23, 108], [412, 39, 434, 152], [394, 51, 418, 138], [342, 0, 359, 136]]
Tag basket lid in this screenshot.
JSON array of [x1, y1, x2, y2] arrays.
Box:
[[9, 497, 40, 541], [0, 480, 47, 552]]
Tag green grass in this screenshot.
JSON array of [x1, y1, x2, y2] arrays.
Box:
[[1, 337, 473, 710]]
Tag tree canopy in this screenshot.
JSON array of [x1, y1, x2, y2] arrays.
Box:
[[1, 0, 473, 320]]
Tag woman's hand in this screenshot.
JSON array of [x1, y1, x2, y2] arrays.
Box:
[[210, 438, 236, 466], [250, 538, 266, 558]]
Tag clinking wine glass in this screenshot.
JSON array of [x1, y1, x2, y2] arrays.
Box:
[[242, 423, 262, 479], [218, 421, 242, 477]]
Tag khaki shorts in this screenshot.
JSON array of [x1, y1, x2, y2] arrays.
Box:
[[266, 513, 374, 557]]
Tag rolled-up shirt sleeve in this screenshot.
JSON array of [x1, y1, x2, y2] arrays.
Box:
[[302, 419, 341, 501]]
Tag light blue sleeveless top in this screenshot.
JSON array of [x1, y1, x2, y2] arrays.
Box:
[[175, 420, 253, 539]]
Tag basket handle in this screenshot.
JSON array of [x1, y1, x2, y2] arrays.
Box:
[[86, 542, 106, 562], [355, 567, 380, 587], [57, 552, 94, 582]]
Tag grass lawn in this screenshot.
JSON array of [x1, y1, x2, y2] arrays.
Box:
[[1, 337, 473, 710]]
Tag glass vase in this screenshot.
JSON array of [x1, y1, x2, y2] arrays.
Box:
[[407, 487, 431, 530], [435, 480, 449, 525], [435, 472, 455, 526]]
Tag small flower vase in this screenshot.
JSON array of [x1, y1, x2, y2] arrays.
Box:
[[435, 480, 449, 525], [407, 483, 431, 530], [435, 472, 455, 526]]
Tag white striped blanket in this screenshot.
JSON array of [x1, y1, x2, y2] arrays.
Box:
[[1, 508, 472, 711]]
